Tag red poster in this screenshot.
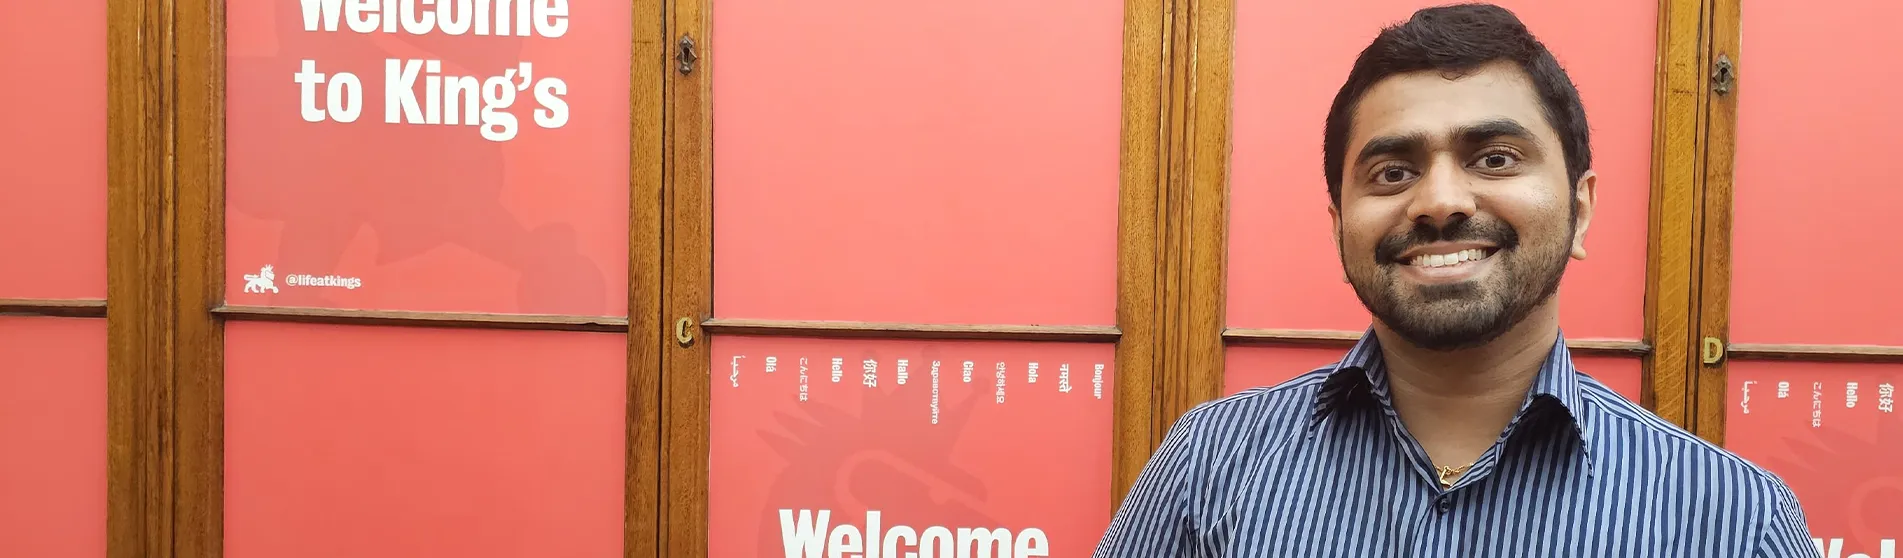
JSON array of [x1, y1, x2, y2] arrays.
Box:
[[710, 336, 1114, 558], [709, 0, 1123, 326], [0, 0, 107, 300], [224, 322, 626, 558], [0, 317, 106, 558], [1727, 362, 1901, 558], [225, 0, 631, 316]]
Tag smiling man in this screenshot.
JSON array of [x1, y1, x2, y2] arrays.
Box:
[[1094, 4, 1820, 557]]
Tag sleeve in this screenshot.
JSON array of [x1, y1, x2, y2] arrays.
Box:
[[1751, 479, 1821, 558], [1092, 407, 1207, 558]]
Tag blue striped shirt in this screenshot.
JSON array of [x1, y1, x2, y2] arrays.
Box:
[[1095, 329, 1820, 557]]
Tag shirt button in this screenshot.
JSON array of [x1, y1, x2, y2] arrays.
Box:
[[1435, 497, 1454, 513]]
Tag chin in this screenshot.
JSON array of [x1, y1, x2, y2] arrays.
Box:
[[1375, 290, 1518, 351]]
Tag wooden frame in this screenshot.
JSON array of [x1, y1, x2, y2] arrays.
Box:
[[1173, 0, 1718, 432], [1643, 0, 1719, 428], [106, 0, 180, 555], [129, 1, 674, 556], [655, 0, 1179, 552], [1688, 0, 1740, 444], [1148, 0, 1234, 455], [1684, 0, 1903, 444], [1170, 0, 1711, 431], [1111, 0, 1174, 505]]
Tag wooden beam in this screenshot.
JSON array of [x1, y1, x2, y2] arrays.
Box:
[[211, 305, 628, 333], [172, 0, 226, 554], [700, 319, 1121, 343], [1727, 343, 1903, 365], [660, 0, 713, 553], [1110, 0, 1172, 509], [106, 0, 178, 555], [1641, 0, 1715, 429], [1691, 0, 1741, 444], [624, 0, 668, 555], [0, 299, 108, 318]]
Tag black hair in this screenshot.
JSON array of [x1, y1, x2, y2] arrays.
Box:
[[1322, 3, 1591, 205]]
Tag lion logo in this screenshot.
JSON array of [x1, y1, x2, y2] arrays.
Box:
[[243, 265, 280, 294]]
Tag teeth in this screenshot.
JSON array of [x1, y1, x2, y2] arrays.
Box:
[[1409, 248, 1489, 267]]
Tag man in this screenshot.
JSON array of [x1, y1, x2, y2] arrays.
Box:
[[1094, 4, 1819, 557]]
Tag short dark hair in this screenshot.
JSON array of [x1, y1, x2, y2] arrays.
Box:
[[1321, 3, 1591, 205]]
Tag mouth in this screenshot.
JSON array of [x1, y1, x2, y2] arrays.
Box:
[[1391, 244, 1500, 284]]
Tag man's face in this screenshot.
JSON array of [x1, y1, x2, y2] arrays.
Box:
[[1331, 61, 1595, 351]]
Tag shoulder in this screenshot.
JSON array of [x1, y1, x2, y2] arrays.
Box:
[[1574, 375, 1808, 531], [1159, 365, 1339, 462]]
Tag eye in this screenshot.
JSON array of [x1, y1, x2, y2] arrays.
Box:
[[1373, 165, 1417, 186], [1471, 150, 1522, 173]]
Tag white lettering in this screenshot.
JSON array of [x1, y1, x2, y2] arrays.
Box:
[[1814, 382, 1825, 428], [995, 362, 1006, 404], [799, 358, 809, 402], [533, 77, 569, 129], [1779, 381, 1791, 398], [534, 0, 569, 38], [1848, 382, 1860, 409], [385, 59, 425, 124], [435, 0, 473, 35], [1093, 364, 1104, 399], [1027, 362, 1038, 384], [826, 524, 862, 558], [301, 0, 561, 37], [294, 60, 329, 122], [777, 510, 1052, 558], [896, 359, 909, 386], [962, 361, 974, 383], [780, 509, 830, 558], [832, 358, 844, 383], [930, 361, 941, 425], [1810, 537, 1896, 558], [294, 60, 363, 123], [1058, 364, 1072, 394], [1880, 383, 1895, 413], [766, 356, 778, 374]]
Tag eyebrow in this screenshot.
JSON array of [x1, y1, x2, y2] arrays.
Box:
[[1352, 118, 1540, 168]]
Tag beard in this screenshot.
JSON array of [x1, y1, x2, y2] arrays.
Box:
[[1343, 214, 1570, 351]]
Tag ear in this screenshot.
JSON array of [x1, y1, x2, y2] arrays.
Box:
[[1329, 202, 1348, 283], [1569, 170, 1598, 260]]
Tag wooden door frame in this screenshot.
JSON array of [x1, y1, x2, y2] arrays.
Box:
[[1686, 0, 1903, 444], [654, 0, 1183, 553], [107, 0, 672, 556], [1156, 0, 1717, 432]]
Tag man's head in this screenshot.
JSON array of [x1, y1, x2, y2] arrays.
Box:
[[1322, 3, 1596, 351]]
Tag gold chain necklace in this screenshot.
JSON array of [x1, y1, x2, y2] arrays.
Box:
[[1435, 463, 1474, 489]]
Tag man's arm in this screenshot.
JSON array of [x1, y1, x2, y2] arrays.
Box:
[[1093, 408, 1206, 558], [1752, 481, 1821, 558]]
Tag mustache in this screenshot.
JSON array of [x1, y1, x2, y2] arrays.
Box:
[[1375, 215, 1520, 263]]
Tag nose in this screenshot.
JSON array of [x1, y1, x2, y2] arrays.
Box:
[[1405, 157, 1479, 229]]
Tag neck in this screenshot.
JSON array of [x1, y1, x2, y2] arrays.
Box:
[[1373, 302, 1560, 470]]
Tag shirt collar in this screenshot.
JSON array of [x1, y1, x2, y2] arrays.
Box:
[[1308, 327, 1596, 467]]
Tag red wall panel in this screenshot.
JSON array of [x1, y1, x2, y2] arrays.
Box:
[[710, 336, 1114, 558], [224, 323, 626, 558], [0, 0, 107, 299], [710, 0, 1124, 326], [224, 0, 632, 315], [0, 317, 106, 558]]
